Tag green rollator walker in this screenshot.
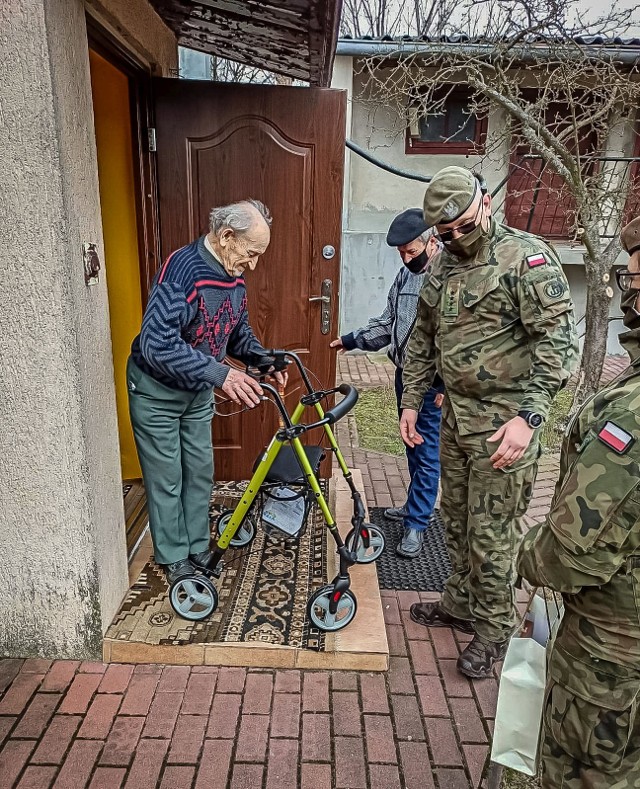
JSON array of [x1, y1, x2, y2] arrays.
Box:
[[168, 350, 386, 632]]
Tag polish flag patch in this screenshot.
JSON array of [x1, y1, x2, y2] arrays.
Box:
[[526, 253, 547, 268], [597, 421, 635, 454]]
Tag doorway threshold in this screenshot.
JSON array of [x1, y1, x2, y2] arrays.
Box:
[[104, 470, 388, 671]]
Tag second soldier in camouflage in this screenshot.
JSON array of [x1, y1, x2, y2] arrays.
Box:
[[403, 166, 578, 678]]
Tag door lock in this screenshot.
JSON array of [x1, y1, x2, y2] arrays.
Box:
[[309, 279, 332, 334]]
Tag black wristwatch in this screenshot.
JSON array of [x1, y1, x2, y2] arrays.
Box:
[[518, 410, 543, 428]]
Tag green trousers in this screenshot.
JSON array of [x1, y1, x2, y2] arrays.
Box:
[[439, 418, 539, 642], [541, 633, 640, 788], [127, 357, 214, 565]]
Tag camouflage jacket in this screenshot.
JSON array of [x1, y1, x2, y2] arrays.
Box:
[[401, 221, 578, 435], [517, 290, 640, 666]]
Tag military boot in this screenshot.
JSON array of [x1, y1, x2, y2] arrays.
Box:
[[410, 601, 475, 634], [457, 635, 509, 679]]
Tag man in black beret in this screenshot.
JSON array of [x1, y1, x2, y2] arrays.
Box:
[[331, 209, 444, 558]]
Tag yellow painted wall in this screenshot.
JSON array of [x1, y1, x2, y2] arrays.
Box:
[[89, 49, 142, 479]]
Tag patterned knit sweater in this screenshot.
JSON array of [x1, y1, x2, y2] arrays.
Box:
[[130, 236, 267, 391]]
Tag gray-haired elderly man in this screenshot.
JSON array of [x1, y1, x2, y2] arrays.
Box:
[[128, 199, 285, 584]]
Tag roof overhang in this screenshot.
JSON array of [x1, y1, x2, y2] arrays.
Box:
[[150, 0, 343, 85]]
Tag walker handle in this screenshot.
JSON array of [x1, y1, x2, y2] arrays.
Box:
[[323, 384, 359, 424]]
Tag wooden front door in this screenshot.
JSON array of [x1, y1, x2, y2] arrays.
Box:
[[152, 80, 346, 479]]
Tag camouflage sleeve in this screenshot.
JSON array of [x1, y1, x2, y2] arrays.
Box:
[[517, 407, 640, 593], [400, 283, 437, 411], [619, 288, 640, 363], [517, 249, 578, 420]]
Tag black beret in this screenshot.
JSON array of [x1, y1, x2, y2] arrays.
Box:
[[386, 208, 429, 247]]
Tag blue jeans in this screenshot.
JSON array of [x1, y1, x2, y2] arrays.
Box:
[[395, 367, 443, 532]]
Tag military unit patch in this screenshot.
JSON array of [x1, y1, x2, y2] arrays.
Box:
[[526, 253, 547, 268], [597, 421, 635, 454]]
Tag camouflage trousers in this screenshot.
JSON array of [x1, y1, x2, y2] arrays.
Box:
[[541, 630, 640, 788], [439, 418, 539, 642]]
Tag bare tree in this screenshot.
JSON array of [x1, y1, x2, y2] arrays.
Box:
[[354, 0, 640, 403], [340, 0, 458, 38], [210, 56, 278, 84]]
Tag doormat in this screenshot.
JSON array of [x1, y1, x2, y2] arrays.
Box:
[[370, 508, 452, 591], [106, 482, 328, 651]]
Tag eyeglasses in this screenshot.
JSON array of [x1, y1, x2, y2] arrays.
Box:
[[437, 201, 483, 243], [614, 269, 640, 291]]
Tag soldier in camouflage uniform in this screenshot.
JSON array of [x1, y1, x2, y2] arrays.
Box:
[[517, 217, 640, 788], [403, 166, 578, 678]]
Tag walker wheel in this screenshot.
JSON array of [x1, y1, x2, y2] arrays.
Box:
[[216, 509, 256, 548], [307, 585, 358, 632], [345, 524, 386, 564], [169, 575, 218, 621]]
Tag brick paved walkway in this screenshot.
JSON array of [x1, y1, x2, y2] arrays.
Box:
[[0, 354, 628, 789]]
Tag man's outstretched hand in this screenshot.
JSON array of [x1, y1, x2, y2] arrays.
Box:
[[400, 408, 423, 448]]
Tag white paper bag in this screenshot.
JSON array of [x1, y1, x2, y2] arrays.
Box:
[[490, 593, 562, 776]]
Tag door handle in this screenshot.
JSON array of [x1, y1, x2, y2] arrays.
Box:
[[309, 279, 332, 335]]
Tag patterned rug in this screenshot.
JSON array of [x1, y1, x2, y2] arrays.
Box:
[[107, 482, 328, 651]]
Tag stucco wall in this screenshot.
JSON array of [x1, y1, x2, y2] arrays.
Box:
[[0, 0, 176, 658]]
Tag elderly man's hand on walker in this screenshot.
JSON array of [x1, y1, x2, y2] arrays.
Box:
[[400, 408, 424, 447], [222, 368, 263, 407]]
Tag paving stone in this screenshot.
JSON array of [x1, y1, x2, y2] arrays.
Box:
[[334, 736, 367, 789], [167, 714, 207, 764], [58, 674, 101, 715], [390, 693, 425, 741], [360, 673, 390, 714], [243, 672, 273, 715], [274, 670, 300, 694], [430, 628, 460, 659], [301, 712, 330, 761], [98, 665, 133, 695], [142, 691, 182, 738], [398, 741, 436, 789], [0, 673, 44, 715], [426, 717, 464, 766], [435, 768, 471, 788], [331, 671, 358, 691], [89, 767, 126, 789], [159, 765, 195, 789], [193, 739, 233, 789], [157, 666, 191, 693], [20, 659, 52, 674], [215, 667, 246, 694], [229, 763, 264, 789], [12, 693, 60, 738], [100, 716, 145, 766], [79, 662, 107, 674], [207, 692, 241, 739], [369, 764, 402, 789], [302, 672, 329, 712], [0, 660, 23, 694], [381, 598, 401, 626], [124, 738, 169, 789], [78, 694, 122, 739], [119, 674, 159, 716], [386, 624, 408, 657], [0, 716, 16, 747], [408, 638, 438, 674], [54, 739, 103, 789], [416, 674, 449, 717], [0, 739, 36, 788], [270, 692, 300, 739], [301, 762, 332, 789], [265, 738, 298, 789], [31, 715, 82, 764], [235, 714, 269, 762], [439, 659, 474, 698], [463, 743, 490, 788], [363, 714, 397, 763], [41, 662, 79, 693], [181, 672, 217, 716], [332, 689, 363, 740], [16, 765, 57, 789], [450, 697, 488, 744], [388, 657, 414, 695]]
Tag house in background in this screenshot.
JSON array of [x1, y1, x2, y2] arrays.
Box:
[[331, 37, 640, 354], [1, 0, 344, 660]]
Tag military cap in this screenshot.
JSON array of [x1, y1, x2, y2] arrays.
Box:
[[621, 217, 640, 255], [386, 208, 429, 247], [423, 166, 479, 226]]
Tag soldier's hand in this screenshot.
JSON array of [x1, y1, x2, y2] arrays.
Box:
[[434, 393, 444, 408], [222, 368, 263, 408], [487, 416, 534, 469], [400, 409, 423, 447]]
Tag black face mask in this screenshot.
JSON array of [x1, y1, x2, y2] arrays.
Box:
[[404, 249, 429, 274]]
